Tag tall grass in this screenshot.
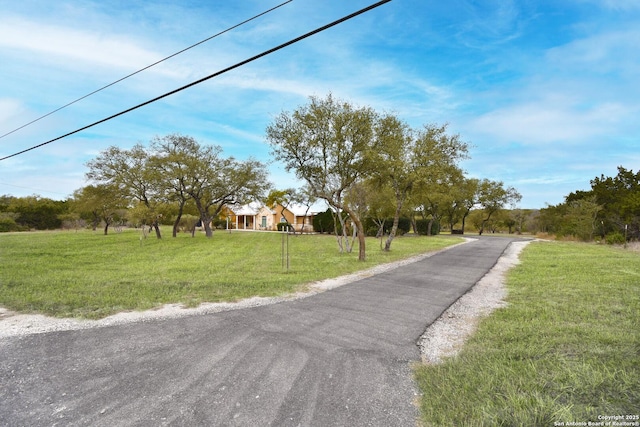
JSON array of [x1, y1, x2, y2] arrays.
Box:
[[0, 228, 459, 319], [415, 241, 640, 426]]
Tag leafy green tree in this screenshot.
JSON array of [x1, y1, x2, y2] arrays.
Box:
[[294, 185, 318, 234], [358, 178, 396, 241], [6, 195, 68, 230], [86, 144, 163, 238], [175, 141, 269, 238], [0, 195, 12, 212], [560, 166, 639, 240], [398, 124, 469, 239], [475, 179, 522, 235], [150, 134, 200, 238], [0, 212, 21, 232], [447, 176, 479, 233], [267, 94, 375, 261], [589, 166, 639, 240], [370, 114, 414, 250], [562, 196, 602, 241], [71, 185, 127, 235], [265, 188, 297, 233]]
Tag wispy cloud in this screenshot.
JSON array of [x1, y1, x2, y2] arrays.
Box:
[[0, 16, 161, 71], [469, 98, 629, 145]]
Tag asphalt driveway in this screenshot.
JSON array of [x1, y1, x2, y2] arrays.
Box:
[[0, 236, 525, 426]]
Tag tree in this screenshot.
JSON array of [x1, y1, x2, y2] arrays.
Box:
[[150, 134, 200, 238], [267, 94, 375, 261], [475, 179, 522, 235], [446, 176, 479, 233], [86, 136, 269, 239], [5, 195, 68, 230], [358, 178, 396, 242], [563, 196, 602, 241], [371, 118, 470, 249], [176, 141, 269, 238], [370, 114, 413, 251], [292, 185, 317, 234], [589, 166, 640, 240], [265, 188, 297, 233], [71, 185, 127, 235], [86, 144, 163, 239]]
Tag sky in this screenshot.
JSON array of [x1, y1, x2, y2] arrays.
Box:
[[0, 0, 638, 209]]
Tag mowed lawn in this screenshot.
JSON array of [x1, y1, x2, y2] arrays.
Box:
[[0, 228, 460, 319], [416, 241, 640, 426]]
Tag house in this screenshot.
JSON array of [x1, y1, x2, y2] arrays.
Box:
[[224, 202, 318, 232], [222, 202, 261, 230], [259, 203, 317, 232]]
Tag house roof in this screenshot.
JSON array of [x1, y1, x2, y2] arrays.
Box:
[[229, 202, 320, 217], [287, 203, 318, 217], [228, 202, 262, 215]]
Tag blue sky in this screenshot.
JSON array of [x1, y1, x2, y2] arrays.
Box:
[[0, 0, 638, 208]]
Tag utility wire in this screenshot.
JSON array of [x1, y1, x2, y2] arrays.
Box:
[[0, 0, 293, 140], [0, 182, 70, 196], [0, 0, 391, 162]]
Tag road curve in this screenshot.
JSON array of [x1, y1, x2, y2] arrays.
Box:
[[0, 236, 525, 426]]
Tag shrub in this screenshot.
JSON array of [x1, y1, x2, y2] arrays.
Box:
[[313, 209, 337, 234], [415, 219, 440, 235], [212, 218, 226, 229], [605, 232, 626, 245], [0, 215, 22, 232], [276, 222, 293, 232], [363, 217, 411, 236], [178, 215, 200, 232]]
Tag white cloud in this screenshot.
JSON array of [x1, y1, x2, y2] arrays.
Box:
[[0, 17, 163, 71], [469, 98, 627, 145], [453, 0, 525, 48], [0, 98, 27, 130], [545, 28, 640, 76]]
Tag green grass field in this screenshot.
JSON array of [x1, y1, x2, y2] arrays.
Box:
[[415, 241, 640, 426], [0, 228, 460, 319]]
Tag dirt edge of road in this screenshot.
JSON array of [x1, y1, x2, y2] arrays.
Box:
[[418, 240, 531, 364]]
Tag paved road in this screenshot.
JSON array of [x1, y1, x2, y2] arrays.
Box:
[[0, 236, 524, 426]]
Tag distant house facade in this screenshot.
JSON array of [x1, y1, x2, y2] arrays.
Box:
[[223, 202, 317, 232]]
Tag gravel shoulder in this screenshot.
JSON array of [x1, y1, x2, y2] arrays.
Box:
[[418, 239, 531, 363], [0, 237, 530, 363]]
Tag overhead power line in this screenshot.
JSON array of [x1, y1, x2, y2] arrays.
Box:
[[0, 0, 293, 140], [0, 0, 391, 162], [0, 181, 71, 197]]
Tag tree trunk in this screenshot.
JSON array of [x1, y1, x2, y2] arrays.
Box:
[[342, 205, 366, 261], [461, 207, 472, 233], [172, 216, 181, 238], [172, 201, 185, 238], [300, 205, 311, 234], [354, 216, 366, 261], [153, 222, 162, 239], [193, 198, 214, 238], [336, 210, 352, 253], [103, 222, 110, 235], [411, 214, 418, 235], [384, 198, 404, 251], [479, 210, 496, 236], [203, 216, 214, 238], [385, 191, 406, 251]]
